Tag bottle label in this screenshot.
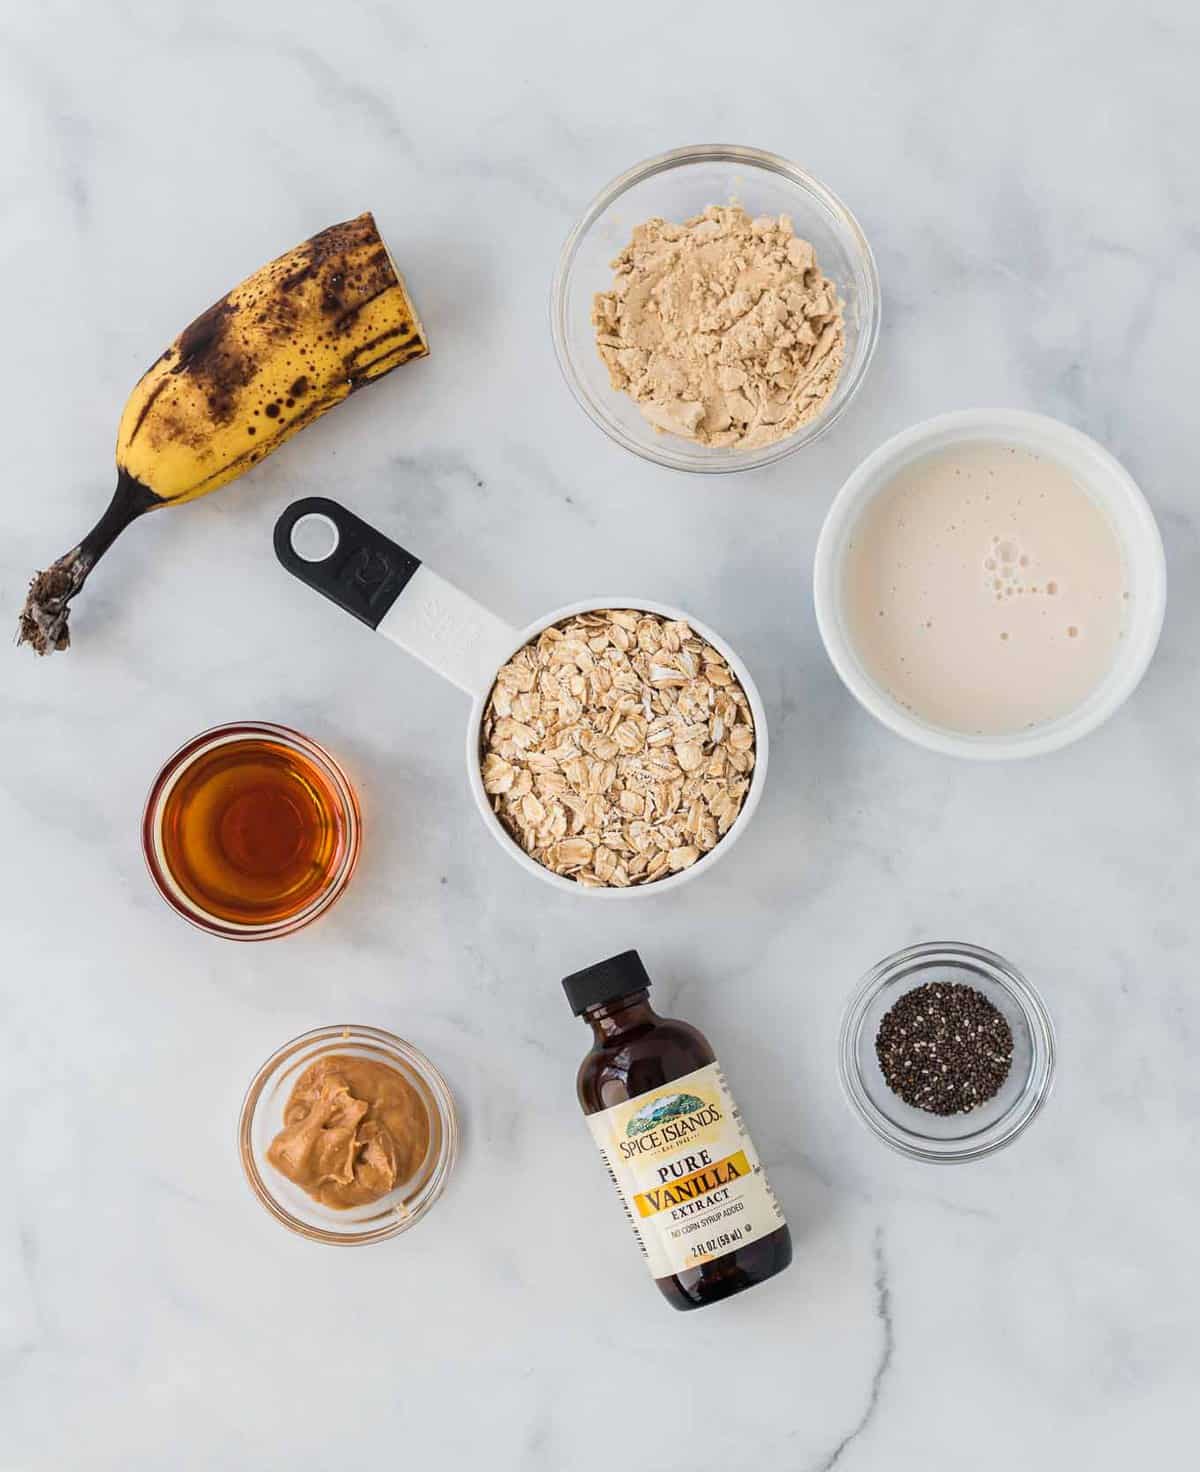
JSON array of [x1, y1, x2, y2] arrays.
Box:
[[585, 1062, 786, 1280]]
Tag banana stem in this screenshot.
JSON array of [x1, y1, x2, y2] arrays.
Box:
[[17, 471, 160, 655]]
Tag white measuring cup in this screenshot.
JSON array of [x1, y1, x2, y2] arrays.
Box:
[[274, 497, 769, 896]]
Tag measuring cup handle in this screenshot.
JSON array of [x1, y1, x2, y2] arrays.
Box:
[[274, 497, 519, 697]]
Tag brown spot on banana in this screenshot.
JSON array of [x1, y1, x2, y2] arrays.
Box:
[[125, 376, 170, 447], [169, 391, 344, 501], [279, 260, 317, 293], [164, 296, 258, 428], [348, 336, 429, 389]]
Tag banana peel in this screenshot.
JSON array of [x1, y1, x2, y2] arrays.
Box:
[[19, 211, 428, 655]]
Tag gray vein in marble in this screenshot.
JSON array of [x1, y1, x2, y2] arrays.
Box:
[[0, 774, 109, 849], [501, 443, 602, 530], [6, 1223, 44, 1360], [56, 110, 93, 229], [141, 1170, 214, 1210], [811, 1227, 894, 1472], [916, 1196, 995, 1222], [452, 152, 577, 217], [383, 450, 494, 533], [778, 1143, 997, 1224], [523, 1410, 554, 1471], [0, 36, 95, 232], [175, 22, 418, 153], [274, 41, 415, 148], [515, 1029, 554, 1059]]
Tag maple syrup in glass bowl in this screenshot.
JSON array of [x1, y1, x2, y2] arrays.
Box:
[[143, 722, 361, 940]]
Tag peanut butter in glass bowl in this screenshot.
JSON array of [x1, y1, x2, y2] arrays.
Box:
[[240, 1025, 458, 1244]]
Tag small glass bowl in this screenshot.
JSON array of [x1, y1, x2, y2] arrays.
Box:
[[551, 144, 880, 474], [838, 942, 1056, 1162], [142, 721, 361, 941], [239, 1025, 458, 1245]]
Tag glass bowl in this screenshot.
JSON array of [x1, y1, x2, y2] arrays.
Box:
[[838, 942, 1056, 1162], [239, 1025, 458, 1245], [551, 144, 880, 474], [142, 721, 361, 941]]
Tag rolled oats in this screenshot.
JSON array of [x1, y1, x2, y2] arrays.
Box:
[[479, 609, 756, 886]]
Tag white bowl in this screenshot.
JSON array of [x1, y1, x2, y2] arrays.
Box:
[[813, 410, 1166, 760], [464, 598, 769, 896]]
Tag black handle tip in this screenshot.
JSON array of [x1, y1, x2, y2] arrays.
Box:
[[273, 497, 421, 630]]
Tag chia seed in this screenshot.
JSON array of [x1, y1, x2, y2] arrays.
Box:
[[875, 981, 1014, 1115]]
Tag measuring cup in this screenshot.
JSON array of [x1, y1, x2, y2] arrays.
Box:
[[274, 497, 769, 896]]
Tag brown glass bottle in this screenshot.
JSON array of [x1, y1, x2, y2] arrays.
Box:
[[566, 950, 791, 1311]]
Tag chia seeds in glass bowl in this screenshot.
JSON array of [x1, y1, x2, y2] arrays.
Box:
[[838, 943, 1056, 1162], [875, 981, 1014, 1116]]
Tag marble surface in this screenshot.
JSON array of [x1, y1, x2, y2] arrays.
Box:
[[2, 1, 1198, 1467]]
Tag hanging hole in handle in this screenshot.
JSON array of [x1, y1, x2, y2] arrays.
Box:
[[290, 513, 341, 562]]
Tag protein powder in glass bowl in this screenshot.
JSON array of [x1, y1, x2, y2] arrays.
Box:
[[552, 144, 880, 473]]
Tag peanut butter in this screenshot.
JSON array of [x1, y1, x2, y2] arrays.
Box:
[[267, 1054, 431, 1209]]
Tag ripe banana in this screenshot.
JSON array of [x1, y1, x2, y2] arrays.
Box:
[[18, 211, 428, 655]]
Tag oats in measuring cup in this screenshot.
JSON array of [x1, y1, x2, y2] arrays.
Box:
[[479, 609, 756, 887]]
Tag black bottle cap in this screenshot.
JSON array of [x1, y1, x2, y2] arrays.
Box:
[[563, 950, 652, 1015]]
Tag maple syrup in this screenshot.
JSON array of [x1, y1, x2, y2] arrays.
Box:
[[144, 724, 359, 937]]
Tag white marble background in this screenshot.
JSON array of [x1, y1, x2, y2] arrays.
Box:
[[2, 1, 1198, 1467]]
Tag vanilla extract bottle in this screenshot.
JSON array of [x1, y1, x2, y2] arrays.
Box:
[[566, 950, 791, 1310]]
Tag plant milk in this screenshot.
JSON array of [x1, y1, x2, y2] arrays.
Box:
[[843, 444, 1127, 735]]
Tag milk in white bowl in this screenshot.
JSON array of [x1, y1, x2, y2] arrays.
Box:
[[813, 411, 1166, 760], [843, 443, 1127, 736]]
